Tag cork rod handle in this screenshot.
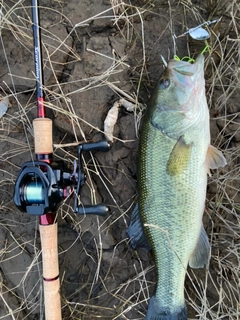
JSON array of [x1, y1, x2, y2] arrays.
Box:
[[33, 118, 53, 154], [39, 223, 62, 320]]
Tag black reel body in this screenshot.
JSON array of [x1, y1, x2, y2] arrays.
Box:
[[14, 161, 66, 215], [14, 140, 110, 216]]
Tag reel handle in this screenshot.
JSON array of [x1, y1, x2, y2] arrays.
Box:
[[74, 140, 110, 216]]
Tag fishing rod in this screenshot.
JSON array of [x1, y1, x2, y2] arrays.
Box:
[[32, 0, 45, 119], [13, 1, 110, 319]]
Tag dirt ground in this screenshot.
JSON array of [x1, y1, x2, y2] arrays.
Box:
[[0, 0, 239, 319]]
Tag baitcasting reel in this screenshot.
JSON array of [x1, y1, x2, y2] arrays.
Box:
[[14, 140, 110, 216]]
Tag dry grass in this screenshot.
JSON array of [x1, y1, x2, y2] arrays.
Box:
[[0, 0, 239, 319]]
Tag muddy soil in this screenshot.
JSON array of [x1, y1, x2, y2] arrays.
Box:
[[0, 0, 239, 319]]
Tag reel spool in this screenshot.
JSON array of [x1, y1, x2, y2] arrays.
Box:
[[14, 161, 63, 215]]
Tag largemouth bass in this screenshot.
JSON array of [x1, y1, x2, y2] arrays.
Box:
[[128, 55, 226, 319]]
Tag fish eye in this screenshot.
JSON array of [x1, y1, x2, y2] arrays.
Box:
[[159, 78, 170, 89]]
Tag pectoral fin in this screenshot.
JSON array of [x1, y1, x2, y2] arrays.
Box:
[[206, 145, 227, 170], [167, 136, 192, 176], [189, 226, 211, 269]]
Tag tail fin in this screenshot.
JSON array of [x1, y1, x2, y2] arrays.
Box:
[[146, 296, 187, 320]]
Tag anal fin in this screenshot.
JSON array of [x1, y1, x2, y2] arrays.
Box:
[[189, 225, 211, 269]]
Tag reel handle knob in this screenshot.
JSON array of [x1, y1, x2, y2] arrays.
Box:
[[81, 140, 110, 153], [75, 204, 109, 216]]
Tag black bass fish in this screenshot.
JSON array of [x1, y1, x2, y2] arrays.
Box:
[[128, 55, 226, 319]]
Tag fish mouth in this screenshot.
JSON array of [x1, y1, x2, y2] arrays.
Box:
[[169, 54, 204, 77], [172, 63, 196, 76], [166, 54, 204, 88]]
